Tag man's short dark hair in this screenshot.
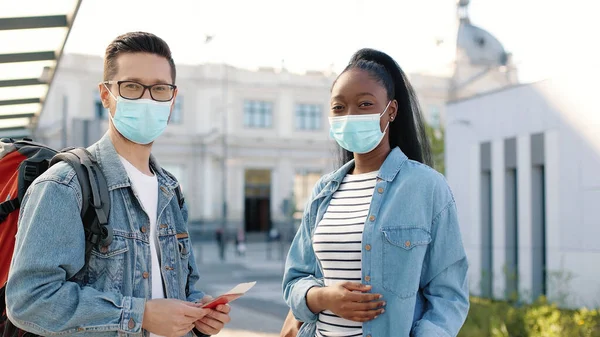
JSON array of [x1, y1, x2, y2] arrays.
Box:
[[103, 31, 176, 83]]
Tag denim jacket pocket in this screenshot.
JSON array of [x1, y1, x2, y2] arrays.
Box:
[[381, 227, 431, 298], [176, 232, 191, 259], [176, 233, 192, 296], [88, 235, 129, 293]]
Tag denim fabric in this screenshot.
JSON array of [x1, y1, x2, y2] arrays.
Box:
[[6, 133, 205, 336], [283, 148, 469, 337]]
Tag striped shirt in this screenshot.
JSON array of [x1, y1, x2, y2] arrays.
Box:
[[313, 171, 378, 337]]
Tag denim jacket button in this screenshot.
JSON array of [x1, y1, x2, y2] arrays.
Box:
[[100, 246, 108, 254], [377, 187, 384, 194], [365, 244, 371, 251], [405, 240, 411, 248], [142, 272, 149, 279], [369, 215, 375, 222], [365, 275, 371, 282], [128, 318, 135, 329], [140, 226, 147, 233]]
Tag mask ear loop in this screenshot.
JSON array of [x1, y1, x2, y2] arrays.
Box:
[[102, 83, 119, 127], [103, 83, 119, 101], [380, 100, 393, 133]]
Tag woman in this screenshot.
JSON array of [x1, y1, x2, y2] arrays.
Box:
[[282, 48, 469, 337]]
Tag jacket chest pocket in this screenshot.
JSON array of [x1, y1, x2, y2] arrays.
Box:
[[176, 232, 192, 294], [88, 236, 129, 293], [381, 227, 431, 298]]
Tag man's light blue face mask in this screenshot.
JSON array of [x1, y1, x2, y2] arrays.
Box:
[[328, 101, 392, 154], [104, 83, 172, 145]]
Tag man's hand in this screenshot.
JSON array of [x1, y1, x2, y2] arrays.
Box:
[[280, 310, 302, 337], [142, 299, 210, 337], [315, 282, 385, 322], [193, 295, 232, 335]]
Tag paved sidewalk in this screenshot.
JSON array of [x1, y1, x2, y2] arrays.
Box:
[[215, 330, 278, 337], [192, 240, 291, 335]]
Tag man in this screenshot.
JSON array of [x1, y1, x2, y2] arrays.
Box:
[[6, 32, 230, 337]]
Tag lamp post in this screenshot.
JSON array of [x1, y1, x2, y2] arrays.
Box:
[[220, 60, 229, 261]]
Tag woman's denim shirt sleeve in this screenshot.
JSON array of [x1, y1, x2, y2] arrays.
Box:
[[412, 178, 470, 337], [282, 176, 326, 323], [6, 167, 145, 336]]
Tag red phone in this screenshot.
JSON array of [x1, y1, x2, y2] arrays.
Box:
[[202, 293, 244, 309]]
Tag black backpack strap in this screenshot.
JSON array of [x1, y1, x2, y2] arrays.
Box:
[[174, 185, 185, 209], [0, 198, 19, 223], [1, 141, 57, 224], [50, 148, 112, 264]]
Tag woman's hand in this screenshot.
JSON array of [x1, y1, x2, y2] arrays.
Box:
[[280, 310, 303, 337], [307, 282, 385, 322]]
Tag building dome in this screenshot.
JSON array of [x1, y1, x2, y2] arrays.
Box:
[[456, 0, 509, 67]]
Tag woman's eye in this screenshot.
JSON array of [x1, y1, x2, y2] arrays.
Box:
[[359, 102, 374, 107]]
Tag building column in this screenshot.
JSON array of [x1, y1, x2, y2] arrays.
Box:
[[492, 140, 506, 299], [517, 135, 533, 302]]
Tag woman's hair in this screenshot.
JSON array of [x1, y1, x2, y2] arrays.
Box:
[[335, 48, 432, 167]]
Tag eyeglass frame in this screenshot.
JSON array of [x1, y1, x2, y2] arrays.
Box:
[[103, 80, 177, 102]]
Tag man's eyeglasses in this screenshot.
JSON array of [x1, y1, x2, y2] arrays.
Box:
[[104, 81, 176, 102]]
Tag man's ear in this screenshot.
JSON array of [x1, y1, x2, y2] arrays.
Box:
[[98, 83, 112, 108]]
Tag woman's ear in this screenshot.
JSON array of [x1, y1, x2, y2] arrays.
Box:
[[389, 99, 398, 122]]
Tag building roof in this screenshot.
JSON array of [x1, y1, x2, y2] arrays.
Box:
[[456, 0, 508, 67], [0, 0, 81, 138], [457, 21, 508, 67]]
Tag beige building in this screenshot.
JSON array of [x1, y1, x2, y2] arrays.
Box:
[[36, 54, 338, 234]]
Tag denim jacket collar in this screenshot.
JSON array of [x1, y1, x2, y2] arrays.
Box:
[[91, 133, 179, 191], [318, 147, 408, 198]]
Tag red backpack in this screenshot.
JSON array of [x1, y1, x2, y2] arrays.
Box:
[[0, 138, 112, 337]]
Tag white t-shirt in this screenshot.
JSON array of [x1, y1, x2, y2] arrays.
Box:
[[119, 156, 165, 337]]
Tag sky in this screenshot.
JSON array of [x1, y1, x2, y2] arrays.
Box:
[[6, 0, 598, 83]]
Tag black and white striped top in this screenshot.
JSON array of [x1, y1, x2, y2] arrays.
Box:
[[313, 171, 378, 337]]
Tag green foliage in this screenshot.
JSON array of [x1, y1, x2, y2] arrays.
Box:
[[425, 124, 445, 174], [460, 296, 600, 337]]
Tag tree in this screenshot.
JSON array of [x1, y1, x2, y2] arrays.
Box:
[[426, 124, 445, 175]]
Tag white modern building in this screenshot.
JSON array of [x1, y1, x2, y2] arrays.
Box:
[[446, 77, 600, 308]]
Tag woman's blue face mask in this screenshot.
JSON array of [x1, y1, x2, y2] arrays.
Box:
[[328, 101, 392, 154]]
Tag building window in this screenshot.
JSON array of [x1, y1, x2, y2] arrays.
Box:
[[530, 133, 546, 300], [429, 105, 441, 129], [295, 104, 322, 130], [170, 96, 183, 124], [244, 100, 273, 128], [94, 93, 107, 120], [293, 170, 322, 219]]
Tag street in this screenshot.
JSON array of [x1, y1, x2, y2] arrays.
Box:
[[192, 235, 290, 336]]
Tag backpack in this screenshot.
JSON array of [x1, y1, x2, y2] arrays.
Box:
[[0, 138, 186, 337], [0, 138, 113, 337]]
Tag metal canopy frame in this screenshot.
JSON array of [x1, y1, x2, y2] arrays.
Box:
[[0, 0, 82, 138]]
